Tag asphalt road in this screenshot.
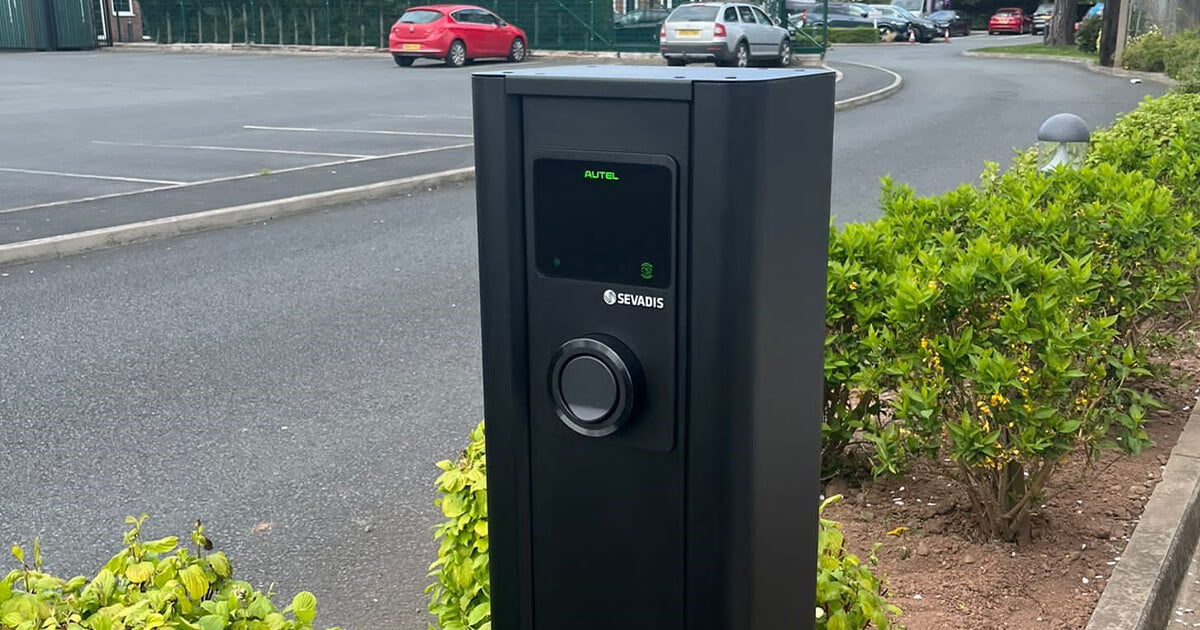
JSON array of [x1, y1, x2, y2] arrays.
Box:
[[0, 38, 1167, 630], [825, 34, 1165, 221]]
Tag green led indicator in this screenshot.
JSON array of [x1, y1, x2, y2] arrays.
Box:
[[553, 256, 562, 268], [640, 262, 654, 280], [583, 170, 620, 181]]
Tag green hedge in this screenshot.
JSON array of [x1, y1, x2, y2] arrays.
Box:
[[1121, 29, 1200, 93], [822, 92, 1200, 543], [828, 27, 879, 43], [2, 517, 338, 630]]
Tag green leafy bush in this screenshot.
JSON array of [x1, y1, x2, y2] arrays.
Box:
[[828, 27, 880, 43], [1, 516, 336, 630], [426, 422, 489, 630], [839, 152, 1199, 541], [1120, 28, 1200, 82], [882, 164, 1200, 346], [1090, 93, 1200, 212], [816, 496, 901, 630], [1076, 16, 1103, 53], [427, 425, 900, 630]]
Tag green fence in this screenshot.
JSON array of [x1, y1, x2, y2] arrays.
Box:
[[135, 0, 825, 54], [0, 0, 96, 49]]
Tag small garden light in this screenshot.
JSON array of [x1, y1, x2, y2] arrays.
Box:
[[1037, 113, 1091, 172]]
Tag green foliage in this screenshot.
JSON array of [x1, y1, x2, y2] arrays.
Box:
[[1076, 16, 1102, 53], [828, 27, 880, 43], [1, 516, 337, 630], [1090, 93, 1200, 213], [823, 220, 895, 476], [427, 425, 900, 630], [816, 496, 902, 630], [426, 422, 490, 630], [825, 100, 1200, 540], [1120, 28, 1200, 84]]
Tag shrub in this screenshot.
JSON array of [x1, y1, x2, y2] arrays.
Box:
[[1076, 16, 1102, 53], [873, 236, 1146, 542], [1120, 28, 1200, 88], [1, 516, 336, 630], [816, 496, 902, 630], [426, 422, 489, 630], [882, 164, 1200, 346], [850, 160, 1197, 541], [828, 27, 880, 43], [427, 425, 900, 630], [823, 221, 895, 476], [1090, 93, 1200, 214]]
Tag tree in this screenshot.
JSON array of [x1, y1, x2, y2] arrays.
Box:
[[1099, 0, 1122, 66], [1045, 0, 1075, 45]]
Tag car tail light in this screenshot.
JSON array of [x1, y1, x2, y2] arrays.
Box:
[[714, 23, 727, 38], [660, 24, 666, 39]]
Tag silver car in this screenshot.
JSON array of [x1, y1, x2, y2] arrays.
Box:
[[660, 2, 792, 67]]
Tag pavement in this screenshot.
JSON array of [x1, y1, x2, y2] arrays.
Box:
[[0, 34, 1173, 630], [0, 50, 886, 251]]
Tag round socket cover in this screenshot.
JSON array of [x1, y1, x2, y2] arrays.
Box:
[[549, 335, 640, 437]]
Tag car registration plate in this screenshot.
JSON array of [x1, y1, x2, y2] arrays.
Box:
[[402, 43, 420, 50], [676, 29, 701, 37]]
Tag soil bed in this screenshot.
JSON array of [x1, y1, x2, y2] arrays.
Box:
[[825, 328, 1200, 629]]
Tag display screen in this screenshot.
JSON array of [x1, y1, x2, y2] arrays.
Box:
[[532, 158, 674, 289]]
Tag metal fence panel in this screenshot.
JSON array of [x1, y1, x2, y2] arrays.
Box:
[[52, 0, 97, 48], [0, 0, 52, 49], [135, 0, 824, 55]]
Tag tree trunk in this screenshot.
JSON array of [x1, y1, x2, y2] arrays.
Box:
[[1099, 0, 1122, 66], [1046, 0, 1076, 45]]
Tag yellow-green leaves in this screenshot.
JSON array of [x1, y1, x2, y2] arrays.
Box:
[[207, 553, 231, 580], [179, 565, 209, 601], [124, 563, 154, 584], [2, 518, 333, 630], [289, 592, 316, 625], [427, 422, 492, 630]]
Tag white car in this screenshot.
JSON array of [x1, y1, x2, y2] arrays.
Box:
[[659, 2, 792, 67]]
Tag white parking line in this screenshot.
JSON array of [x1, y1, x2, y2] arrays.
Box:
[[0, 167, 184, 185], [0, 142, 476, 215], [92, 140, 372, 159], [243, 125, 474, 139], [370, 114, 472, 120]]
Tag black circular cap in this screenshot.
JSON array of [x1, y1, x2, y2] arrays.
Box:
[[548, 335, 641, 438], [559, 356, 618, 423]]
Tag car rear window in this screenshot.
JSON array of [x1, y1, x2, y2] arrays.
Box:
[[996, 9, 1017, 15], [668, 5, 720, 21], [399, 9, 442, 23]]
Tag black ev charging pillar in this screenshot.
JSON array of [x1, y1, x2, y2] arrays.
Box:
[[472, 65, 835, 630]]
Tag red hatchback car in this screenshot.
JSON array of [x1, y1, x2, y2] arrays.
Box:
[[389, 4, 528, 67], [988, 7, 1033, 34]]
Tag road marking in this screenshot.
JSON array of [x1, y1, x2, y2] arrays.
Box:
[[92, 140, 373, 159], [0, 167, 184, 185], [243, 125, 474, 139], [0, 143, 475, 215], [370, 114, 472, 120]]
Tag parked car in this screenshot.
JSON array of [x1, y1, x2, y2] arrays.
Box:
[[871, 4, 940, 41], [659, 2, 792, 67], [927, 10, 971, 36], [388, 4, 527, 67], [1076, 2, 1102, 30], [988, 7, 1032, 34], [615, 7, 670, 43], [1031, 3, 1053, 34], [615, 7, 670, 28]]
